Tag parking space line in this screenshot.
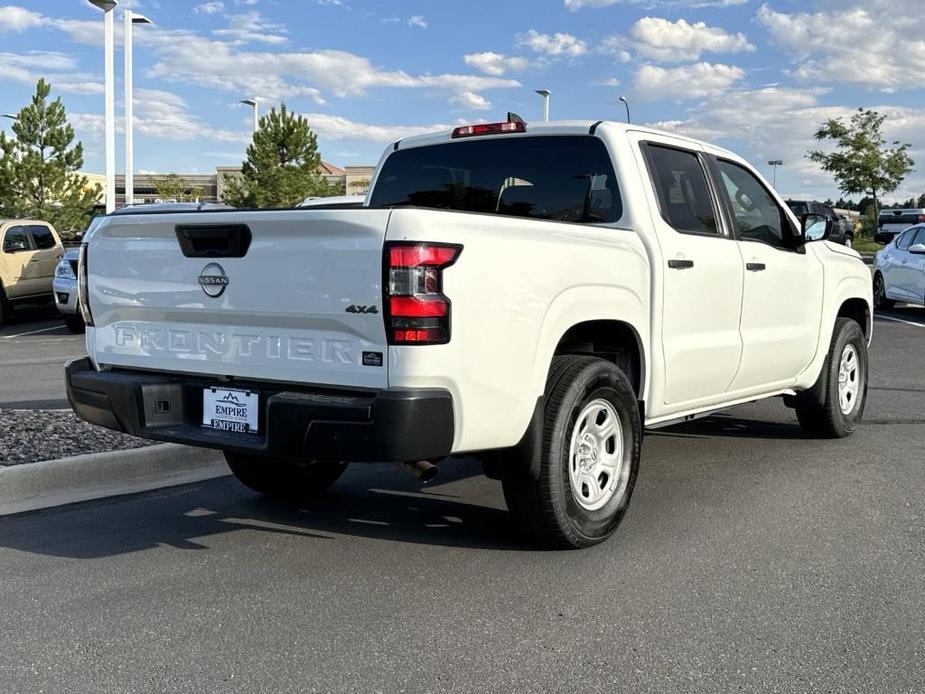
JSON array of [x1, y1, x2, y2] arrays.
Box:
[[876, 314, 925, 328], [1, 324, 64, 339]]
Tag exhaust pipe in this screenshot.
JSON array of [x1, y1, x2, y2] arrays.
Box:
[[394, 460, 439, 483]]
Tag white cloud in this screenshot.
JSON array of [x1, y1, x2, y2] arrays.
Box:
[[517, 30, 587, 57], [194, 2, 225, 14], [213, 11, 288, 45], [0, 51, 102, 95], [633, 62, 745, 99], [302, 113, 457, 142], [757, 4, 925, 91], [0, 6, 43, 32], [451, 91, 491, 110], [624, 17, 754, 62], [408, 15, 427, 29], [463, 51, 531, 76]]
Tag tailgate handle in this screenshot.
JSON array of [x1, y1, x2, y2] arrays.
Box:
[[175, 224, 251, 258]]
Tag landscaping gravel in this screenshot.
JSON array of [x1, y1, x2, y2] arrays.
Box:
[[0, 409, 154, 466]]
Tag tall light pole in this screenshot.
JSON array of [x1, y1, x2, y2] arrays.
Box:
[[619, 95, 631, 124], [535, 89, 551, 122], [124, 10, 152, 207], [768, 160, 783, 188], [240, 99, 259, 132], [90, 0, 118, 213]]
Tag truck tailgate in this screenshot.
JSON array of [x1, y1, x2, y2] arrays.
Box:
[[86, 209, 391, 389]]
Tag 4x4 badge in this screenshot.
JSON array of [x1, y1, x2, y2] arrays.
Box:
[[345, 305, 379, 314]]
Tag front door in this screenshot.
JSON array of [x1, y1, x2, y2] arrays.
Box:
[[712, 158, 823, 392], [632, 134, 744, 412]]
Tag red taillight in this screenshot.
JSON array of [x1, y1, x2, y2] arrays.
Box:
[[452, 121, 526, 138], [918, 215, 925, 223], [77, 242, 94, 327], [385, 242, 461, 346]]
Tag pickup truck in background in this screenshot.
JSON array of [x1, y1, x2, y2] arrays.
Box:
[[67, 119, 873, 548], [785, 200, 854, 247], [0, 219, 65, 325]]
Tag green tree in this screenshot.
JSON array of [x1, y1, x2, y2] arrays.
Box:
[[0, 79, 98, 233], [222, 105, 334, 208], [808, 108, 913, 235], [152, 173, 206, 202]]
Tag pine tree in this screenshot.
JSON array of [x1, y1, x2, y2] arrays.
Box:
[[0, 79, 98, 235], [222, 105, 334, 208]]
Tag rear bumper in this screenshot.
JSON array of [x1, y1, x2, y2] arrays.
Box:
[[65, 357, 454, 463]]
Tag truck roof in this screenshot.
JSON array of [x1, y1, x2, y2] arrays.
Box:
[[391, 119, 735, 158]]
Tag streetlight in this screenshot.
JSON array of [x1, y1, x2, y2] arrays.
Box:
[[535, 89, 551, 122], [240, 99, 259, 132], [619, 96, 631, 124], [124, 10, 152, 207], [90, 0, 118, 213], [768, 160, 783, 188]]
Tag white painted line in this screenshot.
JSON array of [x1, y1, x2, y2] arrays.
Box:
[[876, 314, 925, 328], [1, 324, 64, 339]]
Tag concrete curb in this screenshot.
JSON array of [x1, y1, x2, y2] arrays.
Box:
[[0, 444, 229, 516]]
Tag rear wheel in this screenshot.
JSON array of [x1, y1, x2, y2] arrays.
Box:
[[0, 287, 9, 326], [873, 272, 894, 309], [224, 452, 348, 502], [794, 318, 868, 438], [502, 355, 641, 549]]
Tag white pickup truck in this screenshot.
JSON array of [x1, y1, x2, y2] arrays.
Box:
[[67, 119, 872, 548]]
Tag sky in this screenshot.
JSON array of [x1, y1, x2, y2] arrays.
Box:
[[0, 0, 923, 202]]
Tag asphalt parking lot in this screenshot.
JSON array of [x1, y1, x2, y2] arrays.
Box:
[[0, 306, 922, 692]]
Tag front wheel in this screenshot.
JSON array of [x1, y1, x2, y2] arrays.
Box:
[[794, 317, 868, 438], [502, 355, 641, 549], [873, 272, 894, 310], [63, 311, 85, 334], [843, 234, 853, 248], [225, 452, 348, 502]]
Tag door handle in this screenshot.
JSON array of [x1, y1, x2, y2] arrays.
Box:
[[668, 259, 694, 269], [746, 262, 766, 271], [28, 257, 41, 263]]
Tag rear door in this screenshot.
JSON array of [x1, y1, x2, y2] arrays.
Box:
[[712, 157, 823, 392], [633, 134, 744, 410], [87, 208, 392, 389], [27, 224, 63, 290], [888, 229, 917, 301], [1, 224, 40, 298]]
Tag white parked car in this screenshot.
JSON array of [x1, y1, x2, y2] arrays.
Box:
[[873, 224, 925, 308], [67, 119, 872, 548]]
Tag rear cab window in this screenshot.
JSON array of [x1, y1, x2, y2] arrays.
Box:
[[369, 136, 622, 224]]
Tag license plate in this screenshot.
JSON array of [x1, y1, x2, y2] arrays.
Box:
[[202, 387, 259, 434]]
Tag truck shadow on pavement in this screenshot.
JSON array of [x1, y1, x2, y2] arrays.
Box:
[[0, 458, 538, 559]]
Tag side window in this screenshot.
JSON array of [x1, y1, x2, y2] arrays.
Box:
[[896, 229, 914, 250], [28, 225, 56, 250], [644, 144, 718, 235], [3, 226, 32, 253], [716, 159, 795, 250], [913, 228, 925, 246], [820, 205, 836, 219]]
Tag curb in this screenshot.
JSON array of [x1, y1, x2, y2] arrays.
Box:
[[0, 444, 229, 516]]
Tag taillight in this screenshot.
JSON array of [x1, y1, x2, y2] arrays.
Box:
[[918, 215, 925, 223], [385, 242, 461, 345], [77, 242, 94, 326], [452, 121, 526, 138]]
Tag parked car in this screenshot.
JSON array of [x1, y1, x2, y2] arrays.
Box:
[[0, 219, 64, 325], [53, 247, 84, 333], [875, 208, 925, 244], [786, 200, 854, 246], [299, 195, 366, 207], [67, 119, 872, 548], [872, 224, 925, 308]]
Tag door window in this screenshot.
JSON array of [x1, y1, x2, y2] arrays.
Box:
[[716, 160, 797, 250], [3, 226, 32, 253], [28, 225, 56, 250], [896, 229, 915, 250], [643, 144, 718, 235], [911, 227, 925, 246]]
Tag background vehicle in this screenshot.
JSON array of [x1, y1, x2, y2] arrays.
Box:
[[67, 120, 873, 548], [875, 208, 925, 244], [873, 225, 925, 308], [53, 247, 83, 333], [786, 200, 854, 246], [0, 219, 64, 325]]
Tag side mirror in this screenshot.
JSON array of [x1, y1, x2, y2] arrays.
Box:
[[801, 213, 832, 242], [908, 243, 925, 255]]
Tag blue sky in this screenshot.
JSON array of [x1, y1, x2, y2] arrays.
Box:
[[1, 0, 922, 201]]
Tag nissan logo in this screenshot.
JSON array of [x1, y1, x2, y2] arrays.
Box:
[[198, 263, 229, 298]]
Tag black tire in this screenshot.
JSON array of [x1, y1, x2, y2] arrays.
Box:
[[873, 272, 894, 310], [843, 234, 853, 248], [224, 452, 348, 502], [63, 311, 85, 334], [0, 286, 9, 326], [794, 317, 868, 438], [502, 355, 641, 549]]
